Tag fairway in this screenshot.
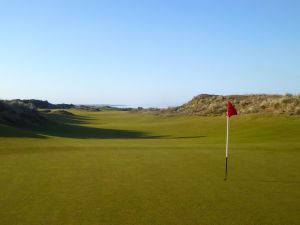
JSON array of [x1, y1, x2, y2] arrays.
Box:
[[0, 110, 300, 225]]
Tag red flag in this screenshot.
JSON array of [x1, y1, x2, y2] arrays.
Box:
[[227, 101, 237, 117]]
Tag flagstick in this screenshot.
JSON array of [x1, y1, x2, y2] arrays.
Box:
[[225, 116, 229, 181]]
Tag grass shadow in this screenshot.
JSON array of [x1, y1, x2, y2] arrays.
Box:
[[0, 113, 206, 140], [0, 124, 46, 138], [0, 113, 163, 139]]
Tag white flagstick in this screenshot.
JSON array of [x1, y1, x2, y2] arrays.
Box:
[[225, 116, 229, 181]]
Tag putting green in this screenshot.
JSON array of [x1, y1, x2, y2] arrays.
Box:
[[0, 110, 299, 225]]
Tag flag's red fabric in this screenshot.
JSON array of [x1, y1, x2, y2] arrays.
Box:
[[227, 101, 237, 117]]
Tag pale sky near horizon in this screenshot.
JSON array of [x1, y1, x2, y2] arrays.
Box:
[[0, 0, 299, 107]]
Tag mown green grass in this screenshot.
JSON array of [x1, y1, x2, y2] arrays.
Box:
[[0, 110, 299, 225]]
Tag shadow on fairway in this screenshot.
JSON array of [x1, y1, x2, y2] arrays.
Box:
[[0, 124, 45, 138], [0, 113, 207, 140], [0, 113, 163, 139], [38, 113, 165, 139]]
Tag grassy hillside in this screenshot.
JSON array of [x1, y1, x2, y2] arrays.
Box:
[[19, 99, 75, 109], [144, 94, 300, 116], [0, 110, 299, 225], [0, 100, 44, 127]]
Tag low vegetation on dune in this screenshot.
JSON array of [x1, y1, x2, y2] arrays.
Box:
[[140, 94, 300, 116], [0, 99, 78, 127], [177, 94, 300, 115], [21, 99, 75, 109], [0, 100, 44, 127], [50, 109, 74, 116], [77, 105, 133, 112]]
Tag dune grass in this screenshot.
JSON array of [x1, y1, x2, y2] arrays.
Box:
[[0, 110, 299, 225]]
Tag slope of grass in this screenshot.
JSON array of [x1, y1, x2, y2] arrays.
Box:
[[0, 110, 299, 225], [156, 94, 300, 116], [0, 100, 44, 127]]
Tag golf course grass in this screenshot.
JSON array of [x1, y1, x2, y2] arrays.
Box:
[[0, 110, 299, 225]]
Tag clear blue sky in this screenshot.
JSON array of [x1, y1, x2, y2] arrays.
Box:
[[0, 0, 299, 107]]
